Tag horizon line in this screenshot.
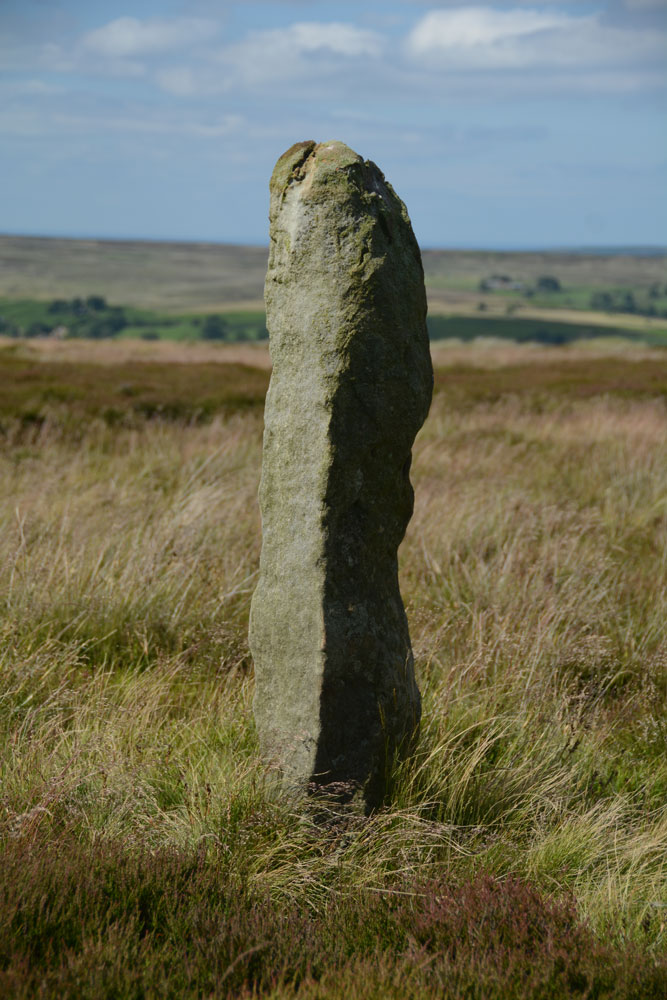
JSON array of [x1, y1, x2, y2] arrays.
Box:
[[1, 231, 666, 257]]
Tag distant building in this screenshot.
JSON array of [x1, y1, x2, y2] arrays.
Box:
[[480, 275, 524, 292]]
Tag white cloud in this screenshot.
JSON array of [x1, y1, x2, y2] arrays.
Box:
[[408, 7, 571, 53], [152, 20, 384, 95], [82, 17, 217, 58], [220, 20, 383, 82], [406, 5, 665, 71], [282, 22, 382, 57]]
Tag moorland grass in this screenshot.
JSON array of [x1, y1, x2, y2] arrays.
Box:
[[1, 344, 666, 997]]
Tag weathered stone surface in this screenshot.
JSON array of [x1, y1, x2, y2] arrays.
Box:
[[249, 140, 433, 811]]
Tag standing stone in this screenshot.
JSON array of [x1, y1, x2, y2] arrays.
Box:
[[249, 140, 433, 811]]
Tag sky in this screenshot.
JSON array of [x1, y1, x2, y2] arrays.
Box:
[[1, 0, 666, 248]]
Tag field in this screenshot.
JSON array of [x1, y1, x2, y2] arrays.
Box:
[[2, 236, 666, 348], [0, 236, 268, 312], [1, 337, 666, 998]]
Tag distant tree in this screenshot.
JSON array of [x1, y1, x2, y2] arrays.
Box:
[[201, 314, 228, 340], [536, 275, 561, 292], [26, 321, 51, 337], [87, 322, 113, 339], [0, 316, 19, 336], [86, 295, 107, 311], [141, 329, 160, 341], [535, 327, 568, 345], [106, 308, 127, 331], [590, 291, 613, 310], [621, 291, 637, 313], [48, 299, 69, 314], [87, 309, 127, 339]]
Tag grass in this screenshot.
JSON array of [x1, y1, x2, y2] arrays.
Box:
[[3, 342, 667, 432], [0, 352, 268, 432], [1, 341, 666, 997]]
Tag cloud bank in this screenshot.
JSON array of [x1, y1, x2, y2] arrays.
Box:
[[406, 5, 663, 74], [1, 1, 665, 246]]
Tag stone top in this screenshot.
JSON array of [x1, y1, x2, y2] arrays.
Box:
[[269, 140, 363, 198]]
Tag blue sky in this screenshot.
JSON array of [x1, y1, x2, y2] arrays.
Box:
[[1, 0, 666, 248]]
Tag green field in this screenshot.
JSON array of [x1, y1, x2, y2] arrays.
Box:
[[0, 296, 268, 343], [1, 342, 666, 997], [3, 294, 667, 349], [427, 314, 667, 346]]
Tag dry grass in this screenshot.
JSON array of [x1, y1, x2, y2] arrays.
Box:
[[1, 342, 666, 995], [6, 332, 667, 369], [429, 337, 667, 368], [1, 335, 274, 367]]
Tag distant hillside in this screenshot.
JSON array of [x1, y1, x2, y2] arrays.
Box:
[[1, 234, 665, 314], [0, 236, 268, 311]]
